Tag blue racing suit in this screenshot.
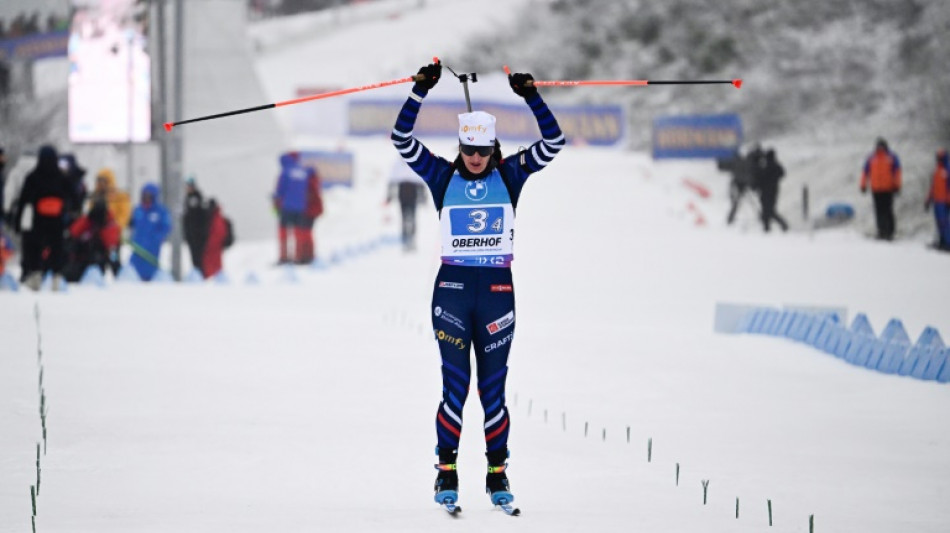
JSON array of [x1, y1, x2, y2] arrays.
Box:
[[392, 85, 565, 453]]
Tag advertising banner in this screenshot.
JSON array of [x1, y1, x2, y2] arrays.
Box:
[[349, 99, 625, 146], [294, 150, 354, 188], [652, 114, 742, 159], [0, 31, 68, 62]]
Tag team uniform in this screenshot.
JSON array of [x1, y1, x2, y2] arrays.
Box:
[[391, 79, 564, 510]]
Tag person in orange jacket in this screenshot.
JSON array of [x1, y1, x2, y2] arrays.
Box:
[[924, 149, 949, 250], [860, 138, 902, 240]]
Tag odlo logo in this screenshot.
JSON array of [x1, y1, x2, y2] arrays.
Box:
[[435, 329, 467, 351]]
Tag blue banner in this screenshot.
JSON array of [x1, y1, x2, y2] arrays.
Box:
[[293, 151, 354, 188], [652, 114, 742, 159], [0, 31, 68, 62], [349, 99, 625, 146]]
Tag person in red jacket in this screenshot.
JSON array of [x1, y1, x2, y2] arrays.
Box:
[[64, 199, 121, 281], [860, 138, 902, 240], [201, 198, 230, 278], [924, 149, 949, 250], [300, 167, 323, 264]]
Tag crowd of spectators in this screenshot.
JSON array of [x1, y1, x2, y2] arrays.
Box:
[[0, 11, 69, 41]]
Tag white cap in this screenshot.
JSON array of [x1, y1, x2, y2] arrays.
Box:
[[458, 111, 496, 147]]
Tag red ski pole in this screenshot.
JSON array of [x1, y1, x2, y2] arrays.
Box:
[[163, 57, 441, 131], [503, 65, 741, 89]]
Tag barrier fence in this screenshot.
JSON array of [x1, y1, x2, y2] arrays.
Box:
[[716, 303, 948, 383]]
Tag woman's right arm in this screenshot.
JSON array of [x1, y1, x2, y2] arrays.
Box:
[[391, 64, 450, 186]]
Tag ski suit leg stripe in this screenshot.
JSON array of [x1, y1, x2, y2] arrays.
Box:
[[485, 417, 509, 442], [484, 407, 506, 429], [479, 367, 507, 392], [442, 360, 470, 383], [438, 412, 461, 438]]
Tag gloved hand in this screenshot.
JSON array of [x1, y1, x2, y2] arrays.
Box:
[[414, 63, 441, 91], [509, 72, 538, 99], [924, 200, 931, 212], [860, 186, 867, 195]]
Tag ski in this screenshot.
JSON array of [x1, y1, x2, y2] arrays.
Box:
[[440, 500, 462, 516], [496, 498, 520, 516]]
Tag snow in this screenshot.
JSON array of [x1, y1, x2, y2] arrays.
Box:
[[3, 1, 950, 532]]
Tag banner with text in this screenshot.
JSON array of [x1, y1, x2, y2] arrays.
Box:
[[349, 99, 625, 146], [0, 31, 68, 62], [294, 150, 354, 188], [652, 114, 742, 159]]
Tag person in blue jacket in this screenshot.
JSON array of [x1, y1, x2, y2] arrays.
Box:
[[273, 152, 318, 264], [392, 61, 565, 511], [129, 183, 171, 281]]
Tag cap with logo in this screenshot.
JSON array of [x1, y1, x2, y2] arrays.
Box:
[[458, 111, 496, 147]]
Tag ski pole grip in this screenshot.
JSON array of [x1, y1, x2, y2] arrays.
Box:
[[503, 65, 534, 86], [411, 56, 441, 82]]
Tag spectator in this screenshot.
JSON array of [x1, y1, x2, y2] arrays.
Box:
[[387, 157, 426, 251], [924, 149, 949, 251], [860, 138, 902, 240], [0, 147, 6, 225], [128, 183, 171, 281], [90, 168, 132, 229], [718, 147, 756, 225], [11, 145, 72, 290], [201, 198, 232, 279], [90, 167, 131, 274], [182, 177, 208, 273], [273, 152, 318, 264], [63, 199, 120, 281], [58, 153, 87, 225], [0, 225, 13, 280], [302, 162, 323, 263], [757, 149, 789, 232]]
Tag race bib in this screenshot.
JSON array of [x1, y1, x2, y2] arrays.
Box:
[[440, 171, 515, 267]]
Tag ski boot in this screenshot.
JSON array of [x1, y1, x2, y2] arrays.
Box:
[[434, 447, 459, 508], [486, 448, 519, 514]]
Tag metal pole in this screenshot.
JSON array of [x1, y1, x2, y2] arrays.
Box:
[[126, 31, 135, 196], [170, 0, 184, 280], [156, 0, 169, 206]]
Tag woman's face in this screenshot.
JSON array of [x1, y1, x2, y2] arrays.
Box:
[[460, 144, 493, 174]]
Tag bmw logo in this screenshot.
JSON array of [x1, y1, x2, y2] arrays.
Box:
[[465, 179, 488, 201]]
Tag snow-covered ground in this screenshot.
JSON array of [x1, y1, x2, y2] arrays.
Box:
[[3, 1, 949, 532]]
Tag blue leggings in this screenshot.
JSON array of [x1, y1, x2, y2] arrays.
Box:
[[432, 264, 515, 453]]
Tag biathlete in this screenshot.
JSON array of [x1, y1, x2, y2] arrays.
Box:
[[391, 61, 565, 511]]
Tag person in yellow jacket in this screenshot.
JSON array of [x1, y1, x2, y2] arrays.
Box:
[[90, 168, 132, 274], [860, 138, 902, 240], [90, 168, 132, 229]]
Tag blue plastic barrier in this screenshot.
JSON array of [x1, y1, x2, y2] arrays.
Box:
[[730, 306, 945, 384], [935, 349, 950, 383], [0, 272, 18, 291], [116, 266, 141, 283], [79, 265, 106, 288], [909, 328, 944, 380]]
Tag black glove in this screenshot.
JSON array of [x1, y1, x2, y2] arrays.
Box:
[[414, 63, 441, 91], [508, 72, 537, 99]]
